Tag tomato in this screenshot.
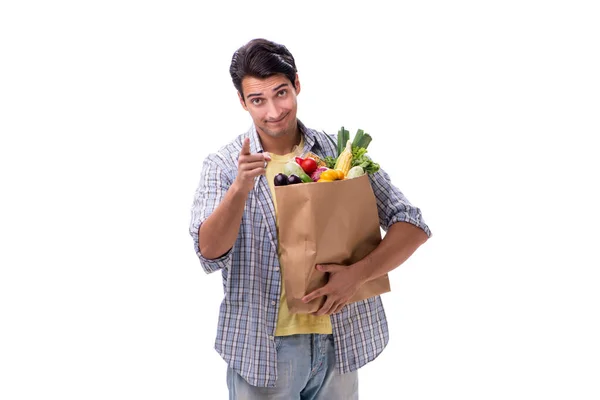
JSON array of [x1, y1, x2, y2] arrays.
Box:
[[295, 157, 304, 165], [300, 158, 318, 175]]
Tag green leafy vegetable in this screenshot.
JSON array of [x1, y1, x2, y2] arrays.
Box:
[[351, 146, 380, 174], [323, 156, 337, 169]]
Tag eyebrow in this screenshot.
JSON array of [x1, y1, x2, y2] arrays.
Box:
[[246, 83, 289, 99]]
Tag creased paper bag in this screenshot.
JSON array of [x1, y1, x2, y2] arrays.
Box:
[[274, 174, 391, 314]]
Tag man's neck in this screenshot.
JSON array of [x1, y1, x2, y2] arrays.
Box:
[[258, 126, 302, 156]]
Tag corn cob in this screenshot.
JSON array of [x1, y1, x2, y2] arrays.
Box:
[[334, 139, 353, 176]]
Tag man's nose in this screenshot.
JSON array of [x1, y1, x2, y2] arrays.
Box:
[[266, 101, 281, 120]]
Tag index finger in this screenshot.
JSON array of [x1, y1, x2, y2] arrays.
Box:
[[302, 287, 327, 304], [240, 138, 250, 156]]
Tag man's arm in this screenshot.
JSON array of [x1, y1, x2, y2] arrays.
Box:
[[198, 182, 248, 260], [199, 138, 270, 260], [354, 221, 428, 283]]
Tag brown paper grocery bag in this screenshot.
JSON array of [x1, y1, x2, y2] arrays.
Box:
[[274, 174, 391, 314]]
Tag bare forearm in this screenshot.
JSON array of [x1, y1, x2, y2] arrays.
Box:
[[199, 182, 248, 259], [355, 222, 429, 283]]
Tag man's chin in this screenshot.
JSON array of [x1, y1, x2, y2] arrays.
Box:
[[261, 126, 291, 138], [262, 129, 286, 138]]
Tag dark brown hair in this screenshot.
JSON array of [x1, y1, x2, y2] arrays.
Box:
[[229, 38, 298, 99]]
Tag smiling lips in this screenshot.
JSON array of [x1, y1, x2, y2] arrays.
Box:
[[267, 112, 288, 124]]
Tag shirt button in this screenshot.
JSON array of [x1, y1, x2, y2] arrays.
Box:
[[274, 267, 280, 271], [269, 335, 274, 341], [271, 301, 276, 306]]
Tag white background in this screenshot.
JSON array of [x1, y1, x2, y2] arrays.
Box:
[[1, 1, 599, 399]]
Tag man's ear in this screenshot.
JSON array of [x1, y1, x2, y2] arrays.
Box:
[[294, 74, 301, 95], [238, 91, 248, 111]]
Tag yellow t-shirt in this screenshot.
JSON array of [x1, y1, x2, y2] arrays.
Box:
[[265, 139, 333, 336]]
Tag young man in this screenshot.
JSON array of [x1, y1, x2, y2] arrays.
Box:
[[189, 38, 432, 399]]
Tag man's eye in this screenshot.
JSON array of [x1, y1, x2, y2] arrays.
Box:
[[251, 98, 263, 105], [277, 90, 287, 97]]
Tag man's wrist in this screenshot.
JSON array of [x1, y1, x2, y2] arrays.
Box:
[[353, 256, 374, 285], [230, 179, 251, 198]]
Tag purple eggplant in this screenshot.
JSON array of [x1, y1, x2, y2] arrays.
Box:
[[274, 173, 289, 186], [287, 174, 303, 185]]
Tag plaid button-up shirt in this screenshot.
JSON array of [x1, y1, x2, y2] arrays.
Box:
[[189, 121, 431, 387]]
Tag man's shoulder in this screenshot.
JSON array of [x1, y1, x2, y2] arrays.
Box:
[[301, 122, 333, 140], [300, 122, 338, 156]]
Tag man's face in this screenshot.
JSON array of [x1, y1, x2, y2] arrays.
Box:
[[238, 74, 301, 140]]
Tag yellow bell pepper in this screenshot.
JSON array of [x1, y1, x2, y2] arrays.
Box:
[[317, 169, 345, 182]]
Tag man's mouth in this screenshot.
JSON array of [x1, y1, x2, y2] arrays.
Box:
[[267, 113, 288, 124]]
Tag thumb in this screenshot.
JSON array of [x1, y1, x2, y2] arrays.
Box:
[[240, 138, 250, 155]]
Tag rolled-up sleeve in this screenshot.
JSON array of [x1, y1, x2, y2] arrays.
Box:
[[369, 168, 432, 237], [189, 155, 234, 274]]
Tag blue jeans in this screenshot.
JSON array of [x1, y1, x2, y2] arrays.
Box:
[[227, 334, 359, 399]]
